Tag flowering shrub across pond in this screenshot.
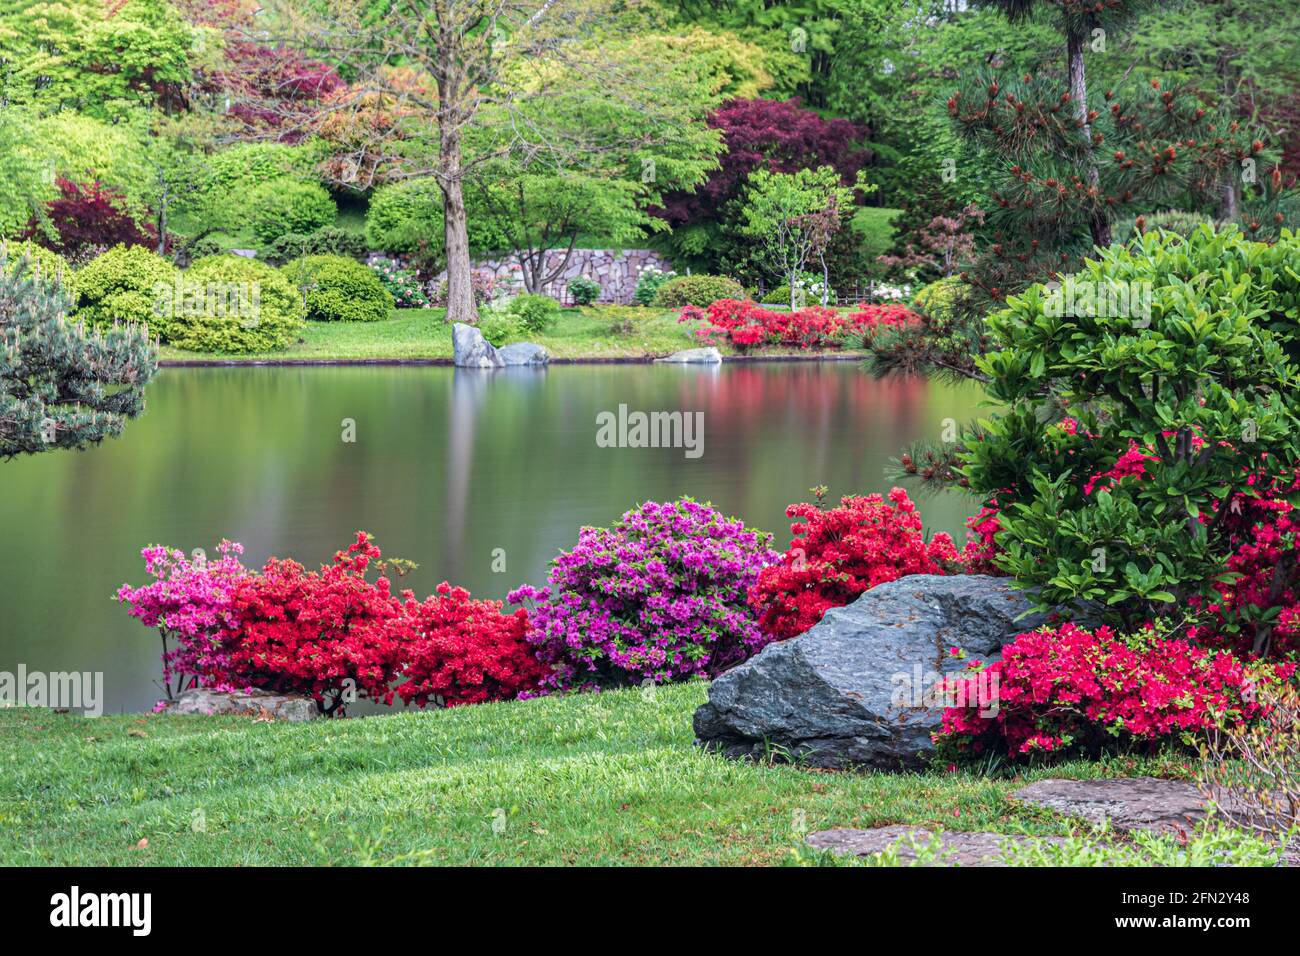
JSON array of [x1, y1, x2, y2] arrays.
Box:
[[679, 299, 919, 351], [935, 623, 1297, 759], [508, 499, 780, 691]]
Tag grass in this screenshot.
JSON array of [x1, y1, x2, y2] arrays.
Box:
[[158, 306, 864, 363], [0, 682, 1189, 866]]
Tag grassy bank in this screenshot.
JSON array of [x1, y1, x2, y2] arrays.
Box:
[[1, 682, 1185, 866], [158, 306, 865, 364]]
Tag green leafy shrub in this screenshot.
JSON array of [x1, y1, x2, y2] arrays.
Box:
[[1113, 209, 1215, 244], [651, 273, 744, 308], [961, 227, 1300, 626], [162, 255, 305, 354], [478, 308, 517, 347], [1, 241, 75, 297], [566, 275, 601, 306], [249, 181, 337, 246], [73, 244, 178, 336], [265, 227, 366, 265], [365, 178, 443, 254], [281, 254, 394, 323], [911, 276, 967, 325], [508, 293, 561, 335], [633, 266, 675, 306]]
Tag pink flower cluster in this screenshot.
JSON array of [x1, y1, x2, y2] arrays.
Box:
[[935, 623, 1295, 758], [115, 541, 251, 694]]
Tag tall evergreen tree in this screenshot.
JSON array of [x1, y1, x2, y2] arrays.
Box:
[[0, 253, 157, 457]]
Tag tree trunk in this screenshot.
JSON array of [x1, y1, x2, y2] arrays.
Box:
[[441, 166, 477, 324], [1066, 23, 1111, 249]]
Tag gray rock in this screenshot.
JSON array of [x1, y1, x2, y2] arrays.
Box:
[[656, 347, 723, 364], [452, 322, 504, 368], [693, 574, 1048, 769], [807, 826, 1068, 866], [166, 688, 317, 722], [1012, 777, 1210, 835], [498, 342, 550, 366]]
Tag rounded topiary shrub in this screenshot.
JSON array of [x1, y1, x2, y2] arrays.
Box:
[[365, 177, 443, 254], [651, 274, 744, 308], [249, 180, 338, 246], [281, 254, 394, 322], [74, 244, 178, 336], [507, 498, 780, 690], [2, 241, 75, 297], [163, 255, 306, 354]]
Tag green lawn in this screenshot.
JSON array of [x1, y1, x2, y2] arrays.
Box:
[[0, 682, 1188, 866], [159, 306, 864, 363]]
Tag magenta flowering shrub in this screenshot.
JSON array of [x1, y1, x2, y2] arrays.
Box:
[[115, 541, 249, 697], [508, 499, 780, 691]]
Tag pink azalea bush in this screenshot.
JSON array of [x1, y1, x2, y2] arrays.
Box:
[[508, 498, 780, 691], [115, 541, 250, 697], [935, 622, 1297, 759]]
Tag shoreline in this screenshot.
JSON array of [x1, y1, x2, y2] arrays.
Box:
[[159, 352, 868, 368]]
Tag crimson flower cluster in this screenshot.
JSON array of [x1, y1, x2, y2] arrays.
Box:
[[747, 488, 960, 641], [228, 534, 408, 713], [394, 583, 546, 707], [935, 623, 1296, 759], [679, 299, 919, 351]]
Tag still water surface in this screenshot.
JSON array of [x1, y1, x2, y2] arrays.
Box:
[[0, 362, 986, 712]]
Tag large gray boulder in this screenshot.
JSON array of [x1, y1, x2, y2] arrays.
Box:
[[694, 574, 1048, 770], [452, 322, 504, 368], [498, 342, 550, 366]]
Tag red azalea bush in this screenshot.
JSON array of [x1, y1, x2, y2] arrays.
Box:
[[748, 488, 959, 641], [395, 582, 546, 707], [228, 533, 411, 714], [680, 299, 919, 351], [935, 623, 1297, 759]]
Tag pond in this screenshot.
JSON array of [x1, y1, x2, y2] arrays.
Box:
[[0, 361, 987, 713]]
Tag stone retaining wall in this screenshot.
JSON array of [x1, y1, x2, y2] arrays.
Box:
[[369, 249, 673, 305]]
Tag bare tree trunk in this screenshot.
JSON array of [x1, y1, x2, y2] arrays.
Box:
[[441, 159, 477, 324], [1066, 23, 1111, 249]]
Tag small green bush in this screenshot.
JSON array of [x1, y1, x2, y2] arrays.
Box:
[[264, 227, 366, 265], [651, 273, 744, 308], [508, 293, 561, 335], [2, 241, 75, 297], [162, 255, 305, 354], [478, 309, 517, 347], [633, 267, 675, 306], [281, 254, 394, 323], [249, 180, 337, 246], [74, 244, 178, 336], [566, 275, 601, 306]]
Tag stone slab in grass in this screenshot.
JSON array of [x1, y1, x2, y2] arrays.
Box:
[[163, 688, 318, 722], [807, 826, 1067, 866], [1011, 777, 1208, 834]]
